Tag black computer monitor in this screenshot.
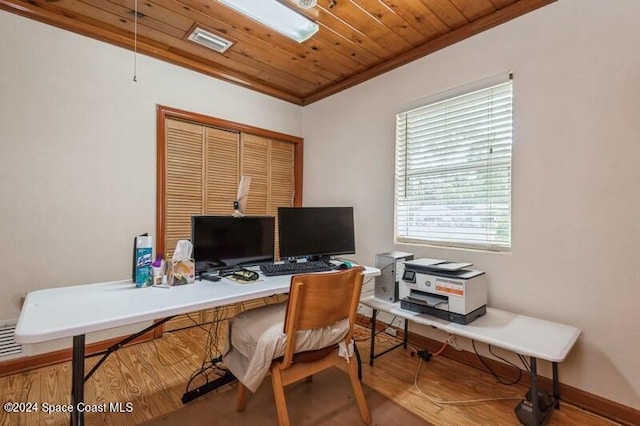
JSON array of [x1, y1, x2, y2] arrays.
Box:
[[278, 207, 355, 261], [191, 215, 275, 274]]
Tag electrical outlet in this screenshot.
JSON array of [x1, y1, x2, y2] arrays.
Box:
[[385, 327, 397, 337], [447, 334, 462, 351], [392, 318, 404, 328]]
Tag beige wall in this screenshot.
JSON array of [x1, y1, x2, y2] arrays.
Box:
[[302, 0, 640, 410], [0, 11, 302, 352]]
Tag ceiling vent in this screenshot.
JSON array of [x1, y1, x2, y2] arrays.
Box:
[[187, 27, 233, 53]]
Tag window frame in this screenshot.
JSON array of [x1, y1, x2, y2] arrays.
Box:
[[394, 74, 513, 252]]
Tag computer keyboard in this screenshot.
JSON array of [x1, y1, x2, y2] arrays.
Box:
[[260, 261, 333, 276]]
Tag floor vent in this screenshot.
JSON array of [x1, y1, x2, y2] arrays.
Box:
[[0, 321, 22, 359]]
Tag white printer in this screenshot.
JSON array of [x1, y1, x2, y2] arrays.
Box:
[[399, 258, 487, 325]]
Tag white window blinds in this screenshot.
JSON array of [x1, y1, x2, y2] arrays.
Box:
[[395, 79, 513, 251]]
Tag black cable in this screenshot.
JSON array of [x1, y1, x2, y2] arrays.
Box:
[[353, 314, 399, 342], [472, 340, 522, 385], [518, 354, 531, 372], [489, 344, 524, 377], [185, 363, 224, 393], [183, 300, 283, 396], [207, 307, 229, 364], [489, 345, 521, 369], [197, 313, 217, 370], [353, 314, 420, 357], [183, 306, 232, 394], [182, 311, 228, 332], [151, 338, 197, 367]]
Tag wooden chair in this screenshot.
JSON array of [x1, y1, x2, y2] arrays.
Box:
[[236, 267, 371, 426]]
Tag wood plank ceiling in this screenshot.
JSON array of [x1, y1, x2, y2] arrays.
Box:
[[0, 0, 555, 105]]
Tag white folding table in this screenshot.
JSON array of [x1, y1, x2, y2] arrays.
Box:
[[361, 296, 581, 426], [15, 266, 380, 426]]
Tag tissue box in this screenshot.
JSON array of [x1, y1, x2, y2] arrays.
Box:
[[166, 259, 195, 286]]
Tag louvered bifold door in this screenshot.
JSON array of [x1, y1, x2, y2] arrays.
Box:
[[205, 128, 239, 215], [270, 140, 295, 259], [159, 112, 299, 333], [240, 134, 269, 215], [165, 119, 204, 259]]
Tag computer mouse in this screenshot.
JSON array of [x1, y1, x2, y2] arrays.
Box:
[[339, 261, 353, 269]]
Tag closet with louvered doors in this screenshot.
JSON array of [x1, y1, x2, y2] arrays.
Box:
[[157, 107, 302, 332]]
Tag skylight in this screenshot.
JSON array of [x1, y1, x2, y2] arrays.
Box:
[[219, 0, 319, 43]]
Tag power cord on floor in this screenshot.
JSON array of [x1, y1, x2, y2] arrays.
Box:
[[410, 338, 448, 362], [413, 357, 522, 405]]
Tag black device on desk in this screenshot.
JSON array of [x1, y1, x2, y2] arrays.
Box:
[[192, 215, 275, 276], [260, 260, 333, 276], [258, 206, 356, 276], [199, 270, 221, 282], [278, 206, 355, 261]]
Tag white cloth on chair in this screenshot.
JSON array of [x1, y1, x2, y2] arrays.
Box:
[[338, 339, 355, 362], [223, 302, 350, 392]]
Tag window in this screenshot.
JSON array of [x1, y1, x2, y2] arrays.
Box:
[[395, 77, 513, 251]]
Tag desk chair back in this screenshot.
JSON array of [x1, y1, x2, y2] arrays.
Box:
[[236, 267, 371, 426], [280, 267, 363, 369]]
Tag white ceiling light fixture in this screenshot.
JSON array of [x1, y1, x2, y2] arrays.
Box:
[[188, 27, 233, 53], [219, 0, 319, 43]]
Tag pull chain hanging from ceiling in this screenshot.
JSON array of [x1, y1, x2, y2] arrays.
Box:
[[133, 0, 138, 82]]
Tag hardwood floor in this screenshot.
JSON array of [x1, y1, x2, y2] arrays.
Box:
[[0, 324, 618, 426]]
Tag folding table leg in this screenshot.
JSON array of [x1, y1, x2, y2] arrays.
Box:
[[530, 357, 539, 425], [70, 335, 85, 426], [369, 309, 377, 366], [552, 362, 560, 409], [403, 318, 408, 349], [520, 356, 558, 425]]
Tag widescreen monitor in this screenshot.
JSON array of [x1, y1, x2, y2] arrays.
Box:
[[278, 207, 355, 260], [191, 215, 275, 274]]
